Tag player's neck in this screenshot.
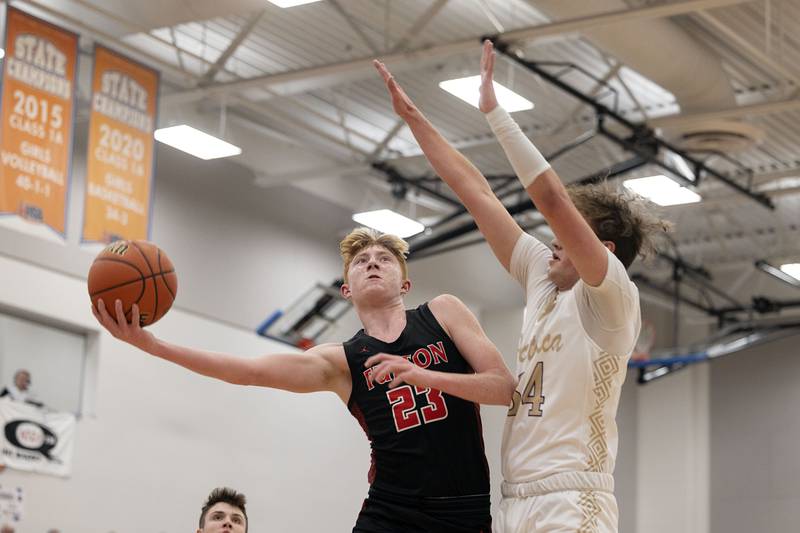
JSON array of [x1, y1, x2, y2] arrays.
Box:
[[548, 272, 579, 291], [356, 299, 407, 342]]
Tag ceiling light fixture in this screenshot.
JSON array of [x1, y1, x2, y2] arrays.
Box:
[[781, 263, 800, 281], [266, 0, 321, 7], [154, 125, 242, 160], [623, 174, 701, 206], [439, 76, 533, 113], [352, 209, 425, 238]]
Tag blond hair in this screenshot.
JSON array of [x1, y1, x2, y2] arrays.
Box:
[[340, 227, 409, 282], [568, 182, 672, 268]]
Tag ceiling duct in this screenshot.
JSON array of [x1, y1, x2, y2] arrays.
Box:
[[674, 119, 766, 153]]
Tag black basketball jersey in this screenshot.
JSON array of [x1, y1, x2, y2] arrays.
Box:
[[344, 303, 490, 499]]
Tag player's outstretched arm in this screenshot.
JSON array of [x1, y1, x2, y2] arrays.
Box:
[[365, 295, 515, 406], [480, 40, 609, 286], [374, 59, 521, 272], [93, 298, 351, 401]]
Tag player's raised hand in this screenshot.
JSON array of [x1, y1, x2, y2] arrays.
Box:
[[365, 353, 427, 389], [479, 40, 499, 113], [373, 60, 419, 119], [93, 299, 155, 352]]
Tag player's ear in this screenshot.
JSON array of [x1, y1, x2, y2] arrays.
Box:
[[400, 279, 411, 295], [340, 283, 352, 300]]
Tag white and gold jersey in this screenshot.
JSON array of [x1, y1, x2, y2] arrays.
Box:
[[501, 233, 641, 484]]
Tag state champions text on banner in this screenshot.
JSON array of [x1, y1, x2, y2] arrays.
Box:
[[0, 6, 78, 237], [82, 44, 159, 243]]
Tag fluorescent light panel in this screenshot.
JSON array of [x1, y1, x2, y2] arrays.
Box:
[[780, 263, 800, 281], [154, 125, 241, 160], [266, 0, 321, 7], [439, 76, 533, 113], [352, 209, 425, 238], [623, 175, 701, 206]]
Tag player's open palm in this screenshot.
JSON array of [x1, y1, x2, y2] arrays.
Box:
[[93, 299, 156, 352], [479, 40, 499, 113], [373, 60, 419, 119]]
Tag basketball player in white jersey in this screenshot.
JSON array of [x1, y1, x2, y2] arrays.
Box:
[[375, 40, 669, 532]]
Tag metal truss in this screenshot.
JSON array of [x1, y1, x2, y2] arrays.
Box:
[[490, 38, 775, 210], [631, 252, 800, 383]]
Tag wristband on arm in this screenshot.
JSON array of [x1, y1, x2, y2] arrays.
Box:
[[485, 106, 551, 189]]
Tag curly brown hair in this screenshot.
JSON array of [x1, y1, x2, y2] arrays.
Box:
[[567, 182, 672, 268], [340, 227, 410, 282]]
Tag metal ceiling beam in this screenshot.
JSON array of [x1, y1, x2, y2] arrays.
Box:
[[199, 9, 267, 84], [328, 0, 381, 54], [604, 55, 649, 121], [492, 41, 775, 209], [163, 0, 751, 105], [477, 0, 505, 33], [633, 322, 800, 384], [16, 0, 197, 86], [658, 253, 747, 308], [648, 97, 800, 130], [694, 10, 800, 91], [370, 119, 407, 159], [408, 195, 533, 256], [632, 273, 720, 316], [551, 61, 622, 136], [500, 0, 752, 43], [389, 0, 451, 53], [168, 27, 188, 73], [371, 162, 461, 208], [21, 0, 391, 180], [659, 169, 800, 214], [254, 89, 380, 149], [407, 155, 647, 257], [21, 0, 270, 91], [418, 130, 614, 231], [232, 96, 371, 158]]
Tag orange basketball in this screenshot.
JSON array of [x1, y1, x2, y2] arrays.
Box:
[[88, 240, 178, 327]]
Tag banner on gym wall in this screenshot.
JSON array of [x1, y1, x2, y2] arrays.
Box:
[[82, 44, 159, 243], [0, 398, 76, 478], [0, 7, 79, 237]]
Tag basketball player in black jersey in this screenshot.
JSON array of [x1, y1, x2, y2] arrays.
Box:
[[93, 227, 515, 532]]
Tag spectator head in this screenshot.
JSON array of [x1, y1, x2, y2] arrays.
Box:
[[13, 370, 30, 392]]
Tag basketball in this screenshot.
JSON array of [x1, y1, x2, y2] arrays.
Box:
[[88, 240, 178, 327]]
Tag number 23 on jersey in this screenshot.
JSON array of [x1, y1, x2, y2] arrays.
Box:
[[387, 385, 449, 432]]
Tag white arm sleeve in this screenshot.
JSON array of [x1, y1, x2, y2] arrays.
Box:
[[574, 248, 642, 356], [485, 106, 551, 188], [510, 232, 552, 294]]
